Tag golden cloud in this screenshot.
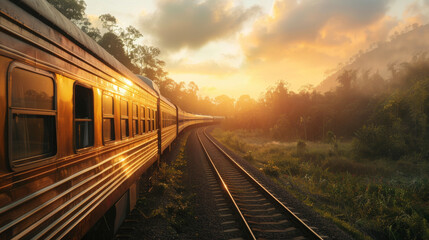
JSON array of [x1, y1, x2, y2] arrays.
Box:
[[241, 0, 393, 61], [139, 0, 260, 50]]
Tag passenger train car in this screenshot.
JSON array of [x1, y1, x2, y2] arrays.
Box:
[[0, 1, 217, 239]]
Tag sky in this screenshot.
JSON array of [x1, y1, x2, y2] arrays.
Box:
[[84, 0, 429, 99]]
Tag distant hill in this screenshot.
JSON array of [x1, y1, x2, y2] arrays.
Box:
[[315, 24, 429, 93]]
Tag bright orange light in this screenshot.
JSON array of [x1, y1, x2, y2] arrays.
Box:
[[123, 78, 133, 87]]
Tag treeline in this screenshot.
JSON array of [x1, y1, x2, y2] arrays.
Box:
[[49, 1, 429, 160], [47, 0, 224, 115], [226, 54, 429, 160]]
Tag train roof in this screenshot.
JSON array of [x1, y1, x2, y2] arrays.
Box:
[[160, 95, 176, 109], [136, 75, 160, 95], [11, 0, 157, 96]]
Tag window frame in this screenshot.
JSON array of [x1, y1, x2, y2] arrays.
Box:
[[152, 110, 155, 131], [147, 108, 151, 132], [102, 92, 115, 144], [153, 110, 158, 130], [7, 62, 58, 170], [73, 82, 94, 152], [120, 98, 129, 139], [141, 106, 146, 134], [132, 103, 139, 136]]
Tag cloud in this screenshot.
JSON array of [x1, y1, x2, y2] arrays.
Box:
[[167, 59, 239, 76], [404, 0, 429, 23], [139, 0, 260, 51], [241, 0, 392, 61]]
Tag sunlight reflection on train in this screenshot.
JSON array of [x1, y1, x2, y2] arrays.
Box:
[[119, 87, 126, 95], [123, 78, 133, 87], [117, 156, 132, 178]]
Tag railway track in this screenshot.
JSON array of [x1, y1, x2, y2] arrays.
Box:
[[197, 128, 324, 240]]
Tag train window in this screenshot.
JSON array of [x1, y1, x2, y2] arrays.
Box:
[[133, 104, 138, 136], [147, 109, 151, 131], [141, 106, 146, 133], [74, 85, 94, 149], [152, 110, 155, 130], [103, 94, 115, 142], [121, 100, 129, 139], [162, 112, 164, 128], [9, 66, 56, 166]]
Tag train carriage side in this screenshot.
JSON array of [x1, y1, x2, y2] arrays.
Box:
[[177, 109, 216, 132], [177, 106, 187, 134], [160, 96, 177, 153], [0, 1, 160, 239]]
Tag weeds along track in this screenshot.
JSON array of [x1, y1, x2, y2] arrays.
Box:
[[197, 128, 323, 240]]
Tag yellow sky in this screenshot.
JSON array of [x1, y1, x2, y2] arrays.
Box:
[[85, 0, 429, 99]]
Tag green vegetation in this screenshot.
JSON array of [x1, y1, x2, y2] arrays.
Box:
[[212, 128, 429, 240], [223, 55, 429, 162], [137, 135, 194, 233], [216, 55, 429, 239]]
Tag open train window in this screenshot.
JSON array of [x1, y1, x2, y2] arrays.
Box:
[[103, 94, 115, 142], [141, 106, 146, 133], [121, 99, 129, 139], [74, 84, 94, 149], [8, 65, 56, 169], [133, 104, 138, 136]]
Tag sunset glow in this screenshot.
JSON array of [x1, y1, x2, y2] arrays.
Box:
[[84, 0, 429, 98]]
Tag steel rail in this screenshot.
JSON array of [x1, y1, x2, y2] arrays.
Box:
[[203, 128, 324, 240], [196, 129, 257, 240]]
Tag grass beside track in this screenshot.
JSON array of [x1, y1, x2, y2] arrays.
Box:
[[211, 128, 429, 240], [136, 132, 195, 237]]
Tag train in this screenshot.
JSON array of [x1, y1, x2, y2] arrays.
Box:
[[0, 1, 220, 239]]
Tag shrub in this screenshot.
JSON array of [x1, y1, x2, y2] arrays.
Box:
[[326, 131, 339, 155], [262, 160, 280, 178], [296, 140, 307, 156], [277, 157, 301, 176], [353, 124, 390, 158], [353, 124, 409, 160]]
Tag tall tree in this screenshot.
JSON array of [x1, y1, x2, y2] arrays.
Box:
[[98, 32, 137, 72], [99, 14, 118, 32], [47, 0, 101, 41], [47, 0, 86, 22]]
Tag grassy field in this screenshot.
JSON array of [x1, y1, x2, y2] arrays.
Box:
[[211, 128, 429, 240]]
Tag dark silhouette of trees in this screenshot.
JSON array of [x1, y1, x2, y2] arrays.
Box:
[[47, 0, 86, 22], [98, 32, 137, 72], [48, 0, 101, 40]]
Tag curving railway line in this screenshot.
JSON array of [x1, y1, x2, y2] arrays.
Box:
[[197, 128, 324, 240]]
